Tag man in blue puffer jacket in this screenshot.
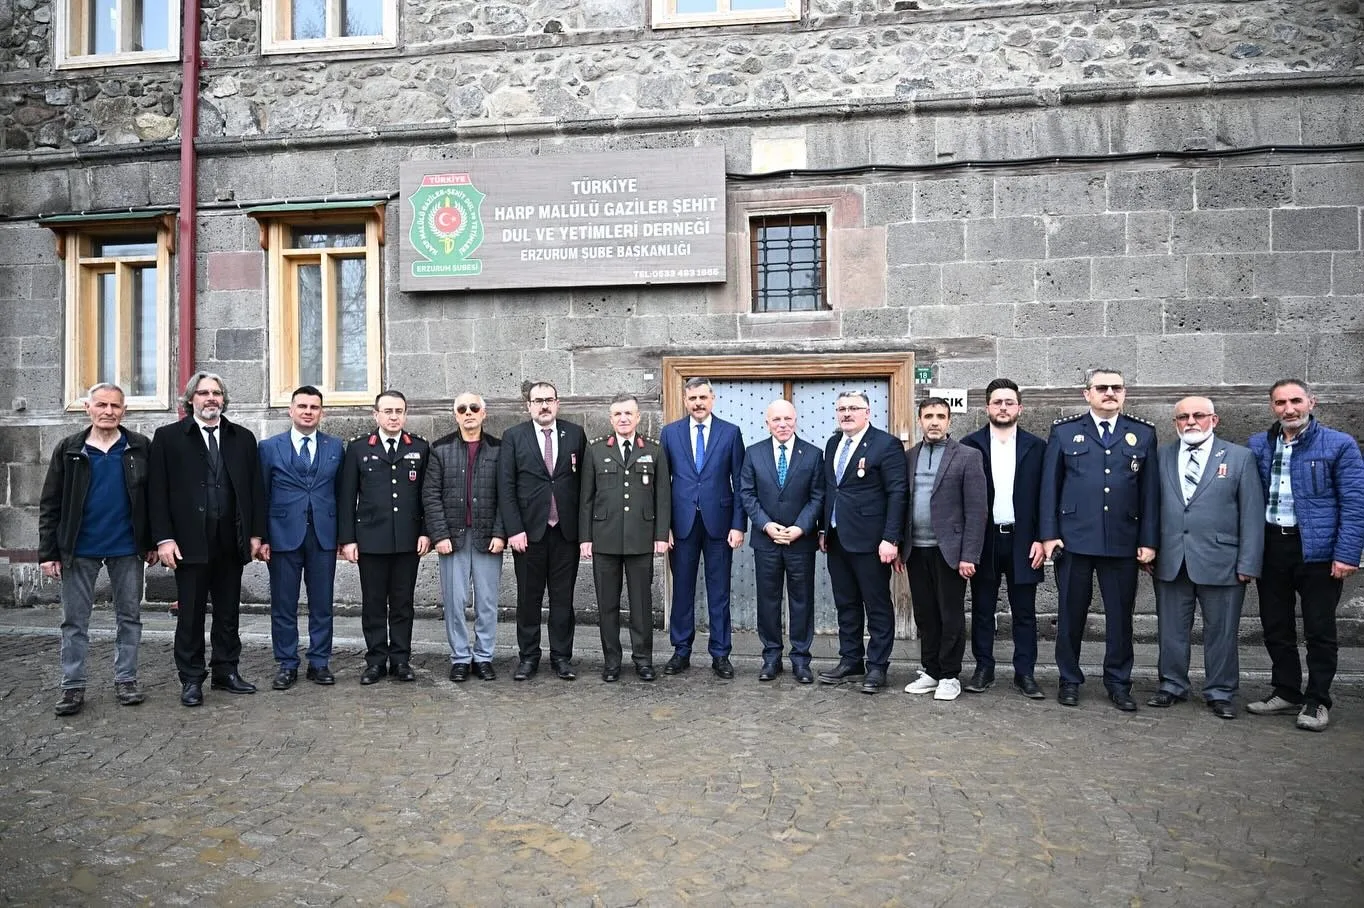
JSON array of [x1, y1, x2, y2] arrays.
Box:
[[1246, 379, 1364, 732]]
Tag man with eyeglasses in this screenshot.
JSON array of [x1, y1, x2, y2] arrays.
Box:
[[423, 392, 506, 683], [149, 372, 266, 707], [1245, 380, 1364, 732], [498, 381, 588, 681], [1040, 367, 1159, 711], [338, 390, 431, 685], [1147, 397, 1262, 719], [818, 391, 908, 694], [959, 378, 1048, 700]]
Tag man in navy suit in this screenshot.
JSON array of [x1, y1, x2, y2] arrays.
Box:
[[660, 377, 746, 679], [1040, 367, 1160, 711], [739, 399, 824, 684], [818, 390, 908, 694], [960, 378, 1048, 699], [259, 386, 344, 690]]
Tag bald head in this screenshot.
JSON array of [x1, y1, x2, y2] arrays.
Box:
[[765, 399, 797, 443]]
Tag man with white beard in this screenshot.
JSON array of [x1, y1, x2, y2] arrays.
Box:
[[1148, 397, 1263, 719]]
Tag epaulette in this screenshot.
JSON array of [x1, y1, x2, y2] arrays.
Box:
[[591, 435, 610, 444], [1122, 414, 1155, 428], [351, 433, 374, 443], [1052, 413, 1084, 426]]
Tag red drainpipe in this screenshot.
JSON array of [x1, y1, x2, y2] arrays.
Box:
[[176, 0, 201, 411]]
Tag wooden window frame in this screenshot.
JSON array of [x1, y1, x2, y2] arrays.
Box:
[[749, 211, 828, 314], [252, 207, 385, 408], [56, 0, 180, 69], [261, 0, 398, 54], [661, 352, 916, 443], [51, 215, 176, 411], [651, 0, 800, 29]]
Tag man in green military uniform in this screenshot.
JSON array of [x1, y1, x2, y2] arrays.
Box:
[[579, 394, 672, 682]]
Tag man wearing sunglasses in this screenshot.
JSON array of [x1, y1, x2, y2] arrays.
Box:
[[338, 390, 431, 685], [1040, 368, 1159, 711], [498, 382, 588, 681], [423, 392, 506, 683]]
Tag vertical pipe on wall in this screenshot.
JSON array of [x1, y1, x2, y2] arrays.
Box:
[[175, 0, 201, 410]]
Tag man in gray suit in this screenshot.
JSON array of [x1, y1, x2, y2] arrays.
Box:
[[1148, 396, 1264, 718], [900, 398, 988, 702], [739, 399, 824, 684]]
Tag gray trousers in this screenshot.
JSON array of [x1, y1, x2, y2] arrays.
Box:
[[60, 555, 144, 690], [438, 545, 504, 663], [1154, 565, 1245, 702]]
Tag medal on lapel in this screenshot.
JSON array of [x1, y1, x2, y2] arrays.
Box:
[[856, 457, 866, 479]]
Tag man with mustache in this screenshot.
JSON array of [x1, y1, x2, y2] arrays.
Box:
[[1149, 397, 1263, 719], [1040, 367, 1159, 711], [498, 381, 587, 681], [1246, 380, 1364, 732]]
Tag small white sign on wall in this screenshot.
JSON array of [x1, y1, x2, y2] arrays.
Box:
[[924, 388, 969, 413]]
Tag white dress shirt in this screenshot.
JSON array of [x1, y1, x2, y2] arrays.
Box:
[[990, 428, 1017, 525]]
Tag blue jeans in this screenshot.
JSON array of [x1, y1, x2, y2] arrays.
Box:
[[60, 555, 144, 689], [439, 545, 503, 663]]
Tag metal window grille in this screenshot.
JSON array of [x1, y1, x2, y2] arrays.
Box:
[[750, 213, 827, 313]]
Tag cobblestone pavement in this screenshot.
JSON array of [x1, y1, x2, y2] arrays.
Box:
[[2, 631, 1362, 907]]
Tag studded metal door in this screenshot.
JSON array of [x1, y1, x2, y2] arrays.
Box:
[[702, 379, 893, 635]]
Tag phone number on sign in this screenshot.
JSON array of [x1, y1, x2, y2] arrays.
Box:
[[632, 267, 720, 280]]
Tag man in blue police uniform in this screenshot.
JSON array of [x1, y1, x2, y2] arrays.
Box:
[[1040, 367, 1159, 711]]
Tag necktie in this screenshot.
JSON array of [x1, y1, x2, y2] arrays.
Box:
[[777, 443, 788, 487], [1100, 420, 1113, 446], [299, 436, 312, 468], [622, 439, 632, 463], [204, 425, 220, 469], [387, 438, 397, 460], [544, 428, 559, 526], [835, 436, 852, 482], [694, 423, 706, 472], [1183, 445, 1204, 502]]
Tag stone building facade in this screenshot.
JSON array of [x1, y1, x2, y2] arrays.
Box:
[[1, 0, 1361, 639]]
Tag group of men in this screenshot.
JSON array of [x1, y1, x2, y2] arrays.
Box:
[[39, 370, 1364, 733]]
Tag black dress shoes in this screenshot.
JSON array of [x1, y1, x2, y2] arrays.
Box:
[[793, 664, 815, 684], [1146, 690, 1185, 708], [860, 667, 887, 694], [712, 657, 735, 680], [360, 664, 387, 685], [1057, 682, 1080, 706], [393, 663, 417, 682], [818, 660, 866, 684], [306, 664, 335, 685], [758, 659, 782, 682], [551, 660, 576, 680], [449, 663, 469, 683], [473, 661, 495, 681], [1109, 689, 1139, 712], [1013, 675, 1045, 699], [963, 669, 995, 693], [181, 681, 204, 707], [602, 666, 621, 682], [272, 668, 298, 691], [211, 672, 257, 694], [664, 654, 690, 675], [636, 663, 657, 682], [1208, 699, 1237, 719], [513, 659, 539, 681]]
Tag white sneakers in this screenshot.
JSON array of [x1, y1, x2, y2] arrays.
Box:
[[1296, 705, 1330, 732], [1247, 695, 1298, 715], [903, 672, 962, 700], [904, 671, 938, 694], [933, 678, 962, 701]]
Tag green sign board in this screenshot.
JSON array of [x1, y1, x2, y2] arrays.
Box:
[[914, 366, 932, 382]]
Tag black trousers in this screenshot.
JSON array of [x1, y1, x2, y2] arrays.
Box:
[[1257, 528, 1342, 709], [752, 545, 816, 664], [513, 524, 579, 663], [907, 546, 967, 681], [593, 553, 654, 669], [173, 518, 243, 684], [1054, 552, 1137, 692], [968, 528, 1039, 678], [825, 529, 895, 669], [358, 551, 419, 668]]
